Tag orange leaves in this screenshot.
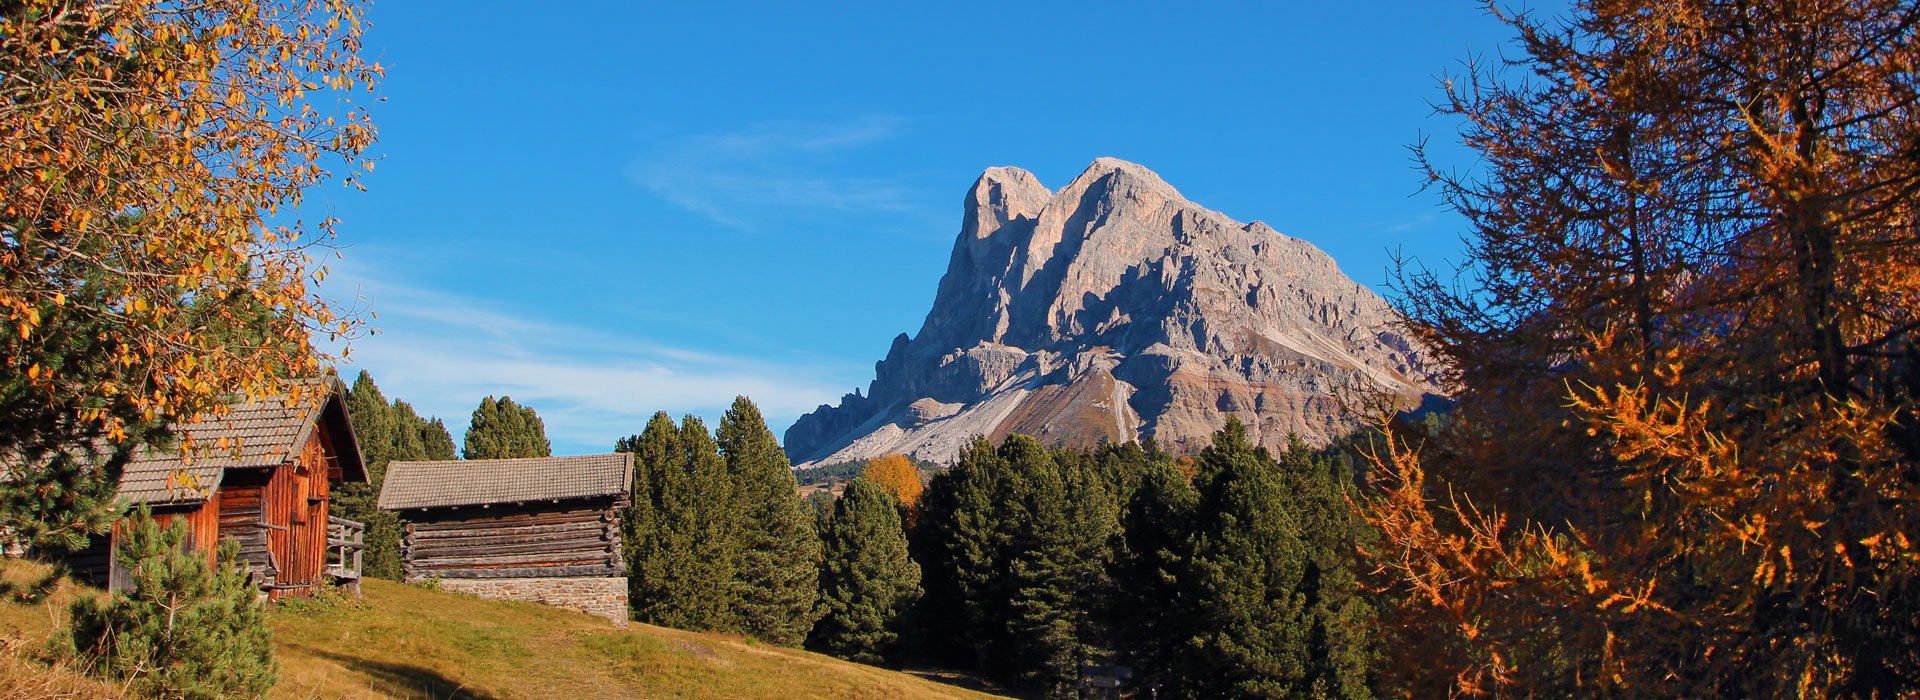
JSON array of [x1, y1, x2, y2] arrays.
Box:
[[2, 0, 379, 441], [862, 454, 925, 519]]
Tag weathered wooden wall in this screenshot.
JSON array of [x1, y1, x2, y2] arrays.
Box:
[[219, 469, 275, 583], [400, 499, 624, 580], [259, 421, 336, 599]]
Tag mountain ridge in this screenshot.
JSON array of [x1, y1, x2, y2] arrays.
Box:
[[786, 158, 1434, 467]]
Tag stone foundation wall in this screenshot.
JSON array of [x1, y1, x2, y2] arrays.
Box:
[[435, 576, 628, 625]]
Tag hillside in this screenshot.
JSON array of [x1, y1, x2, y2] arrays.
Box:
[[786, 157, 1436, 467], [0, 560, 1004, 700]]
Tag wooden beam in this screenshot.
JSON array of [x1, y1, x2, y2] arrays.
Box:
[[408, 564, 621, 579], [409, 551, 614, 569], [407, 520, 608, 540]]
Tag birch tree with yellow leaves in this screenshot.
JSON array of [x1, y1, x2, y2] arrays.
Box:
[[0, 0, 379, 551]]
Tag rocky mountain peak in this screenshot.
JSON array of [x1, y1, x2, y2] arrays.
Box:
[[786, 158, 1437, 467]]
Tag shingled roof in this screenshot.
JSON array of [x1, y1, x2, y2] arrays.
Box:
[[117, 375, 367, 505], [378, 453, 634, 511]]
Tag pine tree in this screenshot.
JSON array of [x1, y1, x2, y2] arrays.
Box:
[[679, 415, 741, 630], [1111, 457, 1198, 694], [717, 396, 822, 646], [417, 416, 457, 461], [912, 435, 1117, 694], [68, 507, 276, 699], [342, 371, 392, 482], [996, 435, 1117, 694], [0, 445, 124, 555], [337, 372, 401, 580], [914, 437, 1009, 668], [622, 413, 741, 631], [461, 395, 551, 460], [811, 477, 922, 665], [388, 400, 429, 462], [1178, 419, 1371, 699], [1279, 437, 1374, 698], [621, 413, 694, 626]]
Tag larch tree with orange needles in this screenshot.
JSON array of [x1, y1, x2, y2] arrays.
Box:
[[1363, 0, 1920, 696], [862, 453, 924, 523], [0, 0, 379, 552]]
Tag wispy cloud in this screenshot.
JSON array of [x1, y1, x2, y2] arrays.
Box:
[[319, 256, 851, 454], [629, 115, 922, 230], [1381, 211, 1440, 234]]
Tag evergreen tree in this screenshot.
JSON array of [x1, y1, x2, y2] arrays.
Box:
[[1280, 437, 1375, 698], [716, 396, 822, 646], [997, 435, 1118, 694], [1176, 419, 1373, 699], [0, 446, 124, 556], [337, 372, 401, 580], [621, 413, 694, 626], [461, 395, 551, 460], [912, 435, 1118, 694], [342, 371, 392, 482], [388, 400, 429, 462], [811, 477, 922, 665], [914, 437, 1008, 668], [418, 415, 458, 461], [678, 415, 741, 630], [1111, 457, 1199, 694], [68, 507, 276, 699], [622, 413, 740, 631]]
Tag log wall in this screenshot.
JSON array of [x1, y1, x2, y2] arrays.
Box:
[[400, 499, 624, 580]]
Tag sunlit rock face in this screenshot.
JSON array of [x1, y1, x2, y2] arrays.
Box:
[[785, 158, 1435, 467]]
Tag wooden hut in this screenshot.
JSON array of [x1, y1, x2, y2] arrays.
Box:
[[379, 453, 632, 623], [69, 375, 369, 598]]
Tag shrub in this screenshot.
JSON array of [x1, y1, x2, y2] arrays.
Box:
[[67, 507, 276, 699]]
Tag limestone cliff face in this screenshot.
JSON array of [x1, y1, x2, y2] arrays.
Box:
[[785, 158, 1435, 467]]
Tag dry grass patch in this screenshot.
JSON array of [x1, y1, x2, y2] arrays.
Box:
[[1, 559, 1002, 700]]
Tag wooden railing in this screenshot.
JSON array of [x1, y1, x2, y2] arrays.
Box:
[[326, 515, 365, 595]]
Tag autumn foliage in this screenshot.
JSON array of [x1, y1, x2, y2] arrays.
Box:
[[862, 454, 924, 518], [1362, 0, 1920, 696], [0, 0, 380, 462]]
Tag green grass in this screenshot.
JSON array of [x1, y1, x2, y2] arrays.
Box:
[[0, 559, 1005, 699]]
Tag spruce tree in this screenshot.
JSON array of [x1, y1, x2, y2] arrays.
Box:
[[388, 400, 429, 462], [68, 507, 277, 699], [811, 477, 922, 664], [342, 371, 392, 482], [716, 396, 822, 646], [461, 395, 551, 460]]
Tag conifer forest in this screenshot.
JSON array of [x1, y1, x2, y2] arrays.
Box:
[[2, 0, 1918, 698]]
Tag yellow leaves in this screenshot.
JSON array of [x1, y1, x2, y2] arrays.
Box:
[[3, 0, 378, 441]]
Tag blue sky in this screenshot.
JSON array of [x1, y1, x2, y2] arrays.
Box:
[[312, 1, 1548, 455]]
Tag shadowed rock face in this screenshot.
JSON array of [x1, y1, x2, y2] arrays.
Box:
[[785, 157, 1436, 467]]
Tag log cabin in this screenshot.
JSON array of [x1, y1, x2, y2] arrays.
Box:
[[65, 375, 369, 599], [379, 453, 632, 624]]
